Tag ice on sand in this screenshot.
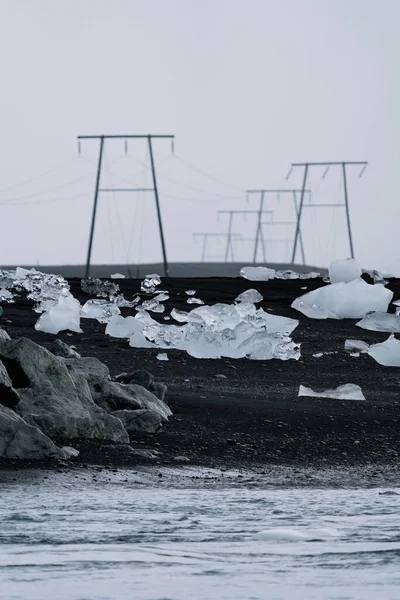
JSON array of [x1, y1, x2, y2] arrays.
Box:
[[105, 315, 145, 339], [187, 297, 204, 305], [356, 312, 400, 333], [328, 258, 362, 284], [141, 299, 165, 313], [156, 353, 169, 361], [367, 335, 400, 367], [129, 331, 156, 348], [81, 277, 119, 298], [141, 274, 161, 294], [81, 299, 120, 323], [141, 302, 300, 360], [235, 289, 263, 303], [110, 273, 125, 279], [35, 291, 82, 335], [298, 384, 365, 401], [171, 308, 189, 323], [240, 266, 275, 281], [292, 277, 393, 319], [344, 339, 370, 353]]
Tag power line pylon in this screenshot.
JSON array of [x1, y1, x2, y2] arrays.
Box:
[[246, 189, 310, 264], [217, 209, 273, 262], [78, 134, 174, 277], [192, 232, 241, 262], [287, 161, 367, 264]]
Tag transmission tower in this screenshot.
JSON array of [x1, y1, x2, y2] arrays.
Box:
[[217, 210, 273, 262], [78, 134, 174, 277], [287, 161, 367, 264], [193, 232, 241, 262]]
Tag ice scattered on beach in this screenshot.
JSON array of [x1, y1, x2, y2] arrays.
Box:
[[328, 258, 362, 284], [0, 266, 70, 310], [141, 273, 161, 294], [185, 290, 196, 296], [81, 277, 119, 299], [187, 297, 204, 305], [156, 352, 169, 361], [105, 315, 145, 338], [171, 308, 189, 323], [110, 272, 125, 279], [129, 331, 156, 348], [367, 334, 400, 366], [235, 289, 263, 303], [140, 299, 165, 313], [35, 290, 82, 335], [356, 312, 400, 333], [0, 289, 14, 304], [81, 299, 120, 323], [292, 277, 393, 319], [373, 270, 389, 285], [240, 266, 275, 281], [298, 383, 365, 401], [344, 339, 370, 353]]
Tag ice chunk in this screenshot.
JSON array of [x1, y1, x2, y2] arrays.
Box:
[[328, 258, 362, 284], [367, 334, 400, 366], [141, 299, 165, 313], [112, 294, 138, 308], [235, 289, 263, 303], [240, 266, 275, 281], [344, 339, 370, 353], [129, 331, 156, 348], [373, 270, 388, 285], [356, 312, 400, 333], [292, 278, 393, 320], [153, 292, 169, 302], [81, 277, 119, 298], [274, 270, 300, 280], [300, 271, 320, 279], [110, 272, 125, 279], [105, 315, 145, 338], [81, 299, 120, 323], [156, 352, 169, 361], [35, 291, 82, 335], [187, 297, 204, 305], [141, 273, 161, 294], [298, 383, 365, 401], [171, 308, 189, 323], [185, 290, 196, 296], [0, 289, 14, 303]]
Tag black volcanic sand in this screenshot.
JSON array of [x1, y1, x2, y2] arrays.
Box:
[[1, 276, 400, 474]]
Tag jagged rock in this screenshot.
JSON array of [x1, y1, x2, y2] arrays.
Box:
[[115, 369, 167, 401], [94, 381, 171, 420], [149, 381, 167, 402], [50, 339, 81, 359], [65, 356, 110, 392], [0, 328, 11, 341], [111, 409, 164, 435], [0, 405, 61, 460], [0, 338, 128, 443], [0, 359, 20, 408]]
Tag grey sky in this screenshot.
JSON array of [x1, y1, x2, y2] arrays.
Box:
[[1, 0, 399, 273]]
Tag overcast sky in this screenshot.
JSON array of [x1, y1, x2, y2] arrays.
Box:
[[1, 0, 399, 273]]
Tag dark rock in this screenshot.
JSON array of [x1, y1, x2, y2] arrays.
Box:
[[116, 370, 154, 389], [0, 359, 20, 408], [50, 339, 81, 359]]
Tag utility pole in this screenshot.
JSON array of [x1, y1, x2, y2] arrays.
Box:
[[193, 232, 241, 262], [287, 162, 367, 264], [78, 134, 174, 278], [246, 189, 310, 264], [217, 209, 273, 263]]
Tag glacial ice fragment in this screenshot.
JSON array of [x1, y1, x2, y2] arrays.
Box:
[[274, 270, 300, 280], [110, 273, 125, 279], [298, 383, 365, 401], [81, 299, 120, 323], [141, 299, 165, 313], [328, 258, 362, 284], [141, 274, 161, 294], [344, 339, 370, 353], [35, 291, 82, 335], [105, 315, 145, 338], [129, 331, 156, 348], [171, 308, 189, 323], [185, 290, 196, 296], [156, 353, 169, 361], [292, 278, 393, 320], [373, 270, 388, 285], [153, 292, 169, 302], [235, 289, 263, 303], [0, 289, 14, 303], [356, 312, 400, 333], [240, 266, 275, 281], [81, 277, 119, 298], [367, 335, 400, 366], [187, 297, 204, 305]]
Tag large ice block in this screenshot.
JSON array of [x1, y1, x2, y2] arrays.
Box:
[[328, 258, 362, 284]]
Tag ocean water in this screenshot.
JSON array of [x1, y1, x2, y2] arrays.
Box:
[[1, 467, 400, 600]]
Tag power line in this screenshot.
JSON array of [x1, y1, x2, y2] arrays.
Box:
[[193, 232, 241, 262]]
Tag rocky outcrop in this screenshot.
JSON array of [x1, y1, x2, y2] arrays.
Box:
[[115, 369, 167, 402], [0, 336, 171, 461]]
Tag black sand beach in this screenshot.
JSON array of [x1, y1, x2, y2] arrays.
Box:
[[2, 275, 400, 470]]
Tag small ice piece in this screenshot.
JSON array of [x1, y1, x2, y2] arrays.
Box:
[[129, 331, 156, 348], [81, 277, 119, 298], [185, 290, 196, 296], [328, 258, 362, 284], [141, 299, 165, 313], [81, 299, 121, 323], [373, 270, 388, 285], [235, 289, 263, 303], [240, 266, 275, 281], [141, 273, 161, 294], [292, 278, 393, 320], [153, 292, 169, 302], [164, 316, 171, 321], [110, 273, 125, 279], [112, 294, 137, 308], [313, 351, 337, 358], [105, 315, 145, 338], [171, 308, 189, 323], [156, 352, 169, 361], [356, 312, 400, 333], [35, 291, 82, 335], [344, 339, 370, 353], [0, 289, 14, 303], [275, 270, 300, 280], [187, 297, 204, 305], [367, 334, 400, 366], [299, 271, 320, 279], [298, 383, 365, 401]]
